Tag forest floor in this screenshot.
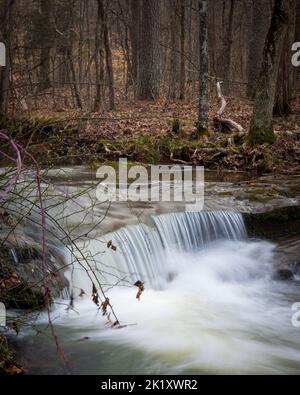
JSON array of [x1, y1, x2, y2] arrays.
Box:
[[1, 95, 300, 174]]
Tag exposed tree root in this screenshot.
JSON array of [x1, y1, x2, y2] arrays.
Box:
[[213, 82, 245, 134]]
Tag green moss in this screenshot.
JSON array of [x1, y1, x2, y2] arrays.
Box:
[[0, 245, 46, 310], [0, 337, 10, 362], [244, 205, 300, 239], [218, 192, 233, 197], [287, 186, 300, 198], [247, 195, 273, 203], [257, 152, 273, 173], [93, 135, 205, 165], [248, 188, 280, 196], [248, 127, 276, 146], [245, 187, 279, 203], [12, 115, 63, 136], [171, 118, 182, 135], [191, 124, 210, 140]]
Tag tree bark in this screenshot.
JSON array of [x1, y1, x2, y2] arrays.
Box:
[[247, 0, 271, 98], [197, 0, 209, 136], [179, 0, 186, 100], [274, 0, 296, 116], [94, 0, 104, 112], [222, 0, 235, 95], [249, 0, 290, 145], [168, 0, 180, 100], [130, 0, 140, 96], [137, 0, 161, 100], [0, 0, 14, 119], [67, 47, 83, 109], [39, 0, 52, 90], [296, 0, 300, 88], [99, 0, 115, 110]]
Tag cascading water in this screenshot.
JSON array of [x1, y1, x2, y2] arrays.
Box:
[[36, 210, 300, 374], [69, 211, 247, 291], [153, 211, 246, 251]]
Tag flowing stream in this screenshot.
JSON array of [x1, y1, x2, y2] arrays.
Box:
[[14, 211, 300, 375], [7, 167, 300, 375]]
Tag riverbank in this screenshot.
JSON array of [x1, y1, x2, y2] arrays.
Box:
[[0, 335, 23, 375], [1, 98, 300, 173], [0, 223, 68, 375]]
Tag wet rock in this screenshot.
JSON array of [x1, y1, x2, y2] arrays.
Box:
[[244, 204, 300, 239], [275, 269, 294, 281], [0, 240, 68, 310], [0, 335, 23, 376]]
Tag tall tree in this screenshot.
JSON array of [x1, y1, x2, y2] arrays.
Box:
[[296, 0, 300, 41], [25, 0, 54, 91], [274, 0, 296, 116], [99, 0, 115, 110], [296, 0, 300, 88], [179, 0, 186, 100], [137, 0, 161, 100], [197, 0, 209, 136], [130, 0, 140, 96], [222, 0, 235, 95], [247, 0, 271, 98], [249, 0, 290, 145], [168, 0, 180, 100], [94, 0, 104, 111], [0, 0, 14, 119], [39, 0, 52, 90]]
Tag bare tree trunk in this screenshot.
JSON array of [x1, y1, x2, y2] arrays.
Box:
[[249, 0, 290, 145], [168, 0, 180, 100], [197, 0, 209, 136], [138, 0, 161, 100], [40, 48, 51, 90], [179, 0, 186, 100], [0, 0, 14, 119], [99, 0, 115, 110], [222, 0, 235, 95], [274, 0, 296, 116], [67, 48, 83, 109], [94, 0, 103, 112], [39, 0, 52, 90], [130, 0, 140, 96], [247, 0, 271, 98], [296, 0, 300, 89]]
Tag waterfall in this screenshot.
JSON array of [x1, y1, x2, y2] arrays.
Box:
[[71, 211, 247, 291], [47, 210, 300, 375], [153, 211, 246, 251]]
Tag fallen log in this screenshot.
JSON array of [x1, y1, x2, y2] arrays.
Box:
[[214, 82, 245, 134]]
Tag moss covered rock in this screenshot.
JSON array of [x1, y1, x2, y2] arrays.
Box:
[[0, 242, 68, 310], [244, 205, 300, 239]]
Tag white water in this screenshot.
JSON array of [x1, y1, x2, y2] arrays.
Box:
[[46, 211, 300, 374], [69, 211, 247, 290]]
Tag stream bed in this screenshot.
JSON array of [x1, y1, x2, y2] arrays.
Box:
[[3, 166, 300, 375]]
